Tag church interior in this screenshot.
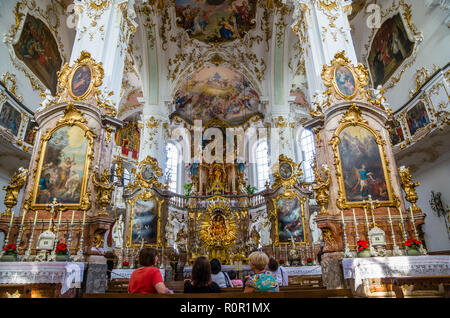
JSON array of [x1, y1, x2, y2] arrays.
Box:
[[0, 0, 449, 299]]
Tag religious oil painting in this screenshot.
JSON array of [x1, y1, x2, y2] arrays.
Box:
[[70, 66, 92, 98], [277, 196, 304, 243], [13, 14, 62, 95], [175, 0, 257, 43], [368, 14, 414, 87], [406, 101, 430, 136], [279, 162, 293, 179], [24, 119, 36, 145], [338, 126, 389, 202], [389, 119, 405, 145], [0, 102, 22, 136], [34, 125, 88, 205], [334, 66, 356, 97], [131, 199, 158, 245], [173, 66, 260, 125]]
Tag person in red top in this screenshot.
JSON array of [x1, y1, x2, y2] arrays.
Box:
[[128, 247, 173, 294]]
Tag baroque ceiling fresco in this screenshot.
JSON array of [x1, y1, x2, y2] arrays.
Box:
[[173, 66, 261, 125], [175, 0, 258, 43]]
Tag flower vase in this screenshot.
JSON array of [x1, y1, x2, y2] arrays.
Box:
[[1, 254, 17, 262], [55, 254, 69, 262], [357, 249, 371, 258], [406, 246, 420, 256], [306, 262, 313, 266]]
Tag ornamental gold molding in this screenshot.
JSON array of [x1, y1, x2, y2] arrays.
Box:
[[127, 190, 163, 248], [409, 65, 440, 98], [1, 72, 22, 102], [270, 189, 308, 246], [129, 155, 164, 190], [272, 154, 303, 189], [2, 167, 28, 217], [320, 51, 372, 112], [31, 103, 96, 210], [398, 166, 420, 212], [329, 104, 396, 209], [312, 163, 331, 215], [92, 168, 114, 215]]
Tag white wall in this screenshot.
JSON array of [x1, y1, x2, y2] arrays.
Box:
[[351, 0, 450, 112], [413, 155, 450, 252]]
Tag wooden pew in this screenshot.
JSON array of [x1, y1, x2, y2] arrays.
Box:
[[84, 289, 353, 298], [388, 276, 450, 298]]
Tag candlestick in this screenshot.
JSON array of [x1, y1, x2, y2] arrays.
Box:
[[9, 211, 14, 226], [57, 210, 62, 225], [71, 210, 75, 224], [340, 210, 353, 258], [398, 207, 407, 241]]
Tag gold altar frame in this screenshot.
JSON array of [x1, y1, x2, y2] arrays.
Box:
[[329, 105, 396, 209], [31, 103, 95, 210], [271, 189, 307, 246], [127, 190, 163, 248]]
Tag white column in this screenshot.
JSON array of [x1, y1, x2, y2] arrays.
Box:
[[71, 0, 137, 106], [293, 0, 357, 99]]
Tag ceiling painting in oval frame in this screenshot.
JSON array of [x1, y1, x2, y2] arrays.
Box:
[[173, 66, 261, 125]]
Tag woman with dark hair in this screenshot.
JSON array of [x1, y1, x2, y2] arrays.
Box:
[[210, 258, 232, 288], [184, 256, 221, 293], [267, 257, 288, 287], [128, 248, 173, 294]]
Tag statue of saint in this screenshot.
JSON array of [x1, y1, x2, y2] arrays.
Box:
[[309, 211, 322, 243], [112, 214, 124, 248]]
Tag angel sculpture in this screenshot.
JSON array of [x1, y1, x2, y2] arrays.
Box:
[[92, 168, 114, 212], [3, 167, 28, 215]]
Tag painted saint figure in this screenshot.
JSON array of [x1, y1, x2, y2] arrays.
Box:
[[353, 164, 376, 200]]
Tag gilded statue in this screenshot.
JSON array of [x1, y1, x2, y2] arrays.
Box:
[[312, 164, 331, 215], [92, 168, 114, 214], [398, 166, 420, 211], [2, 167, 28, 216]]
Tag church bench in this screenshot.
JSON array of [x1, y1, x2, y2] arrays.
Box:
[[387, 276, 450, 298], [84, 289, 353, 298]]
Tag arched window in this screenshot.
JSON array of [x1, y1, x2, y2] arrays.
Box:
[[300, 129, 315, 183], [165, 143, 179, 193], [256, 141, 269, 191]]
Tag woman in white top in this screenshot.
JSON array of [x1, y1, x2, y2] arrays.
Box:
[[210, 258, 232, 288], [268, 257, 288, 287]]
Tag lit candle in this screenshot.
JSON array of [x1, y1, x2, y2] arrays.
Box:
[[71, 210, 75, 224], [33, 211, 38, 225], [21, 210, 26, 225]]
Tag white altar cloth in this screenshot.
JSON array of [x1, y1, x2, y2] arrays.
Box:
[[110, 268, 165, 280], [0, 262, 85, 294], [342, 256, 450, 291]]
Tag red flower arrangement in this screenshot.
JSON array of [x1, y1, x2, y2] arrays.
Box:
[[279, 259, 285, 265], [122, 261, 129, 267], [405, 239, 421, 249], [306, 258, 313, 263], [55, 243, 68, 255], [3, 243, 17, 255], [356, 240, 369, 252]]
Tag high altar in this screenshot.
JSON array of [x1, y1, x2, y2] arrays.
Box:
[[0, 0, 449, 298]]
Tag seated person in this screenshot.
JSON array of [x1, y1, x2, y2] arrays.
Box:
[[128, 248, 173, 294], [184, 256, 221, 293], [268, 257, 288, 287], [228, 270, 243, 288], [210, 258, 232, 288], [244, 251, 279, 293]]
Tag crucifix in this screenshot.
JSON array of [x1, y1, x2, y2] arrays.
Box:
[[363, 195, 380, 228], [47, 198, 65, 231]]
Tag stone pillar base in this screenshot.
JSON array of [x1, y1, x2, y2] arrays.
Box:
[[84, 255, 108, 294], [321, 252, 346, 289]]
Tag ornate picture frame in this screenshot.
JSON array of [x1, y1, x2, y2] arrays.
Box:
[[127, 190, 163, 248], [333, 64, 358, 100], [68, 64, 94, 100], [272, 154, 303, 188], [330, 105, 396, 209], [271, 189, 307, 246], [31, 103, 95, 209], [363, 0, 423, 90]]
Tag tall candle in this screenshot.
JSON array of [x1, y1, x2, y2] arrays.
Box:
[[82, 210, 86, 225], [363, 206, 370, 232], [9, 211, 14, 226], [33, 211, 38, 225], [58, 210, 62, 225], [21, 210, 26, 225], [398, 207, 407, 241], [409, 206, 418, 239], [71, 210, 75, 224], [340, 209, 345, 225], [352, 208, 359, 240]]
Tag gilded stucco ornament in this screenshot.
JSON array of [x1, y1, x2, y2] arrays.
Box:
[[129, 155, 164, 190], [312, 163, 331, 215], [398, 166, 421, 212], [1, 72, 22, 102], [92, 168, 114, 216], [272, 154, 303, 189], [2, 167, 28, 217]]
